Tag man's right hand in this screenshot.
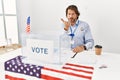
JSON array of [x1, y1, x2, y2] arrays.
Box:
[[72, 46, 85, 53], [61, 18, 70, 31]]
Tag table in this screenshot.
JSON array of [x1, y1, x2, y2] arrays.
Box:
[[0, 48, 120, 80], [92, 51, 120, 80]]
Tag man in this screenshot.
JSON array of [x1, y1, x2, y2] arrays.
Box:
[[61, 5, 94, 53]]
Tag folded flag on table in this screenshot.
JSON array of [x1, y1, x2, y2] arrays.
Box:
[[5, 56, 43, 80], [5, 56, 94, 80]]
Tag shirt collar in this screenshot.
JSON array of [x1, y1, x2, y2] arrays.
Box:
[[71, 19, 80, 27], [76, 20, 80, 26]]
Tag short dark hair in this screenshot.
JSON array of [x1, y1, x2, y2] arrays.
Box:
[[66, 5, 80, 19]]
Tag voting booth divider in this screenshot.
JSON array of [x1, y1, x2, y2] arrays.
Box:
[[20, 33, 71, 64]]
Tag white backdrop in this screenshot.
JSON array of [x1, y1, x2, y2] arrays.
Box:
[[16, 0, 120, 53]]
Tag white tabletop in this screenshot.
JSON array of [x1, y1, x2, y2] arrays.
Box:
[[92, 52, 120, 80], [0, 49, 120, 80]]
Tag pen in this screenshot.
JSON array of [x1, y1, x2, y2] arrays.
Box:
[[71, 52, 78, 58]]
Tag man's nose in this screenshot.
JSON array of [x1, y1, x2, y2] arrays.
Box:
[[69, 15, 73, 18]]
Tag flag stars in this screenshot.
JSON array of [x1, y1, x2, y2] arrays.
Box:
[[30, 72, 33, 75], [7, 67, 10, 70], [12, 62, 15, 65], [15, 65, 17, 69], [12, 68, 15, 71], [30, 66, 33, 68], [18, 63, 21, 66], [17, 69, 21, 72], [36, 73, 39, 77], [33, 69, 36, 72], [24, 70, 26, 74], [9, 65, 12, 68], [21, 66, 24, 70], [7, 61, 10, 64], [24, 64, 27, 67], [5, 56, 42, 78], [37, 67, 40, 70], [27, 68, 30, 71]]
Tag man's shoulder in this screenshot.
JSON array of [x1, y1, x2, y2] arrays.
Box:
[[79, 20, 89, 27], [79, 20, 88, 24]]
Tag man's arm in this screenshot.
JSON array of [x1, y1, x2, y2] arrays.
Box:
[[84, 23, 94, 50]]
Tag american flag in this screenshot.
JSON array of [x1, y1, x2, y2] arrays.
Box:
[[5, 56, 43, 80], [5, 56, 94, 80], [25, 16, 30, 34]]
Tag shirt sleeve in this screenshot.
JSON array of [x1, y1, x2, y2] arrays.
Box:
[[84, 23, 94, 50]]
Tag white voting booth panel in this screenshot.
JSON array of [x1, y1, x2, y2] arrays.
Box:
[[26, 39, 54, 63], [21, 33, 71, 65]]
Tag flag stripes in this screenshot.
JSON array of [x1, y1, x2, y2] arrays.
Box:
[[65, 63, 94, 70], [5, 75, 25, 80], [26, 24, 30, 33], [62, 66, 93, 74], [26, 16, 30, 33], [41, 63, 94, 80], [41, 74, 63, 80]]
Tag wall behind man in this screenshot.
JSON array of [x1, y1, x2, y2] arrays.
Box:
[[16, 0, 120, 53]]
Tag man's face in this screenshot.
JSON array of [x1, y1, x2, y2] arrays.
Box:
[[66, 9, 78, 24]]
